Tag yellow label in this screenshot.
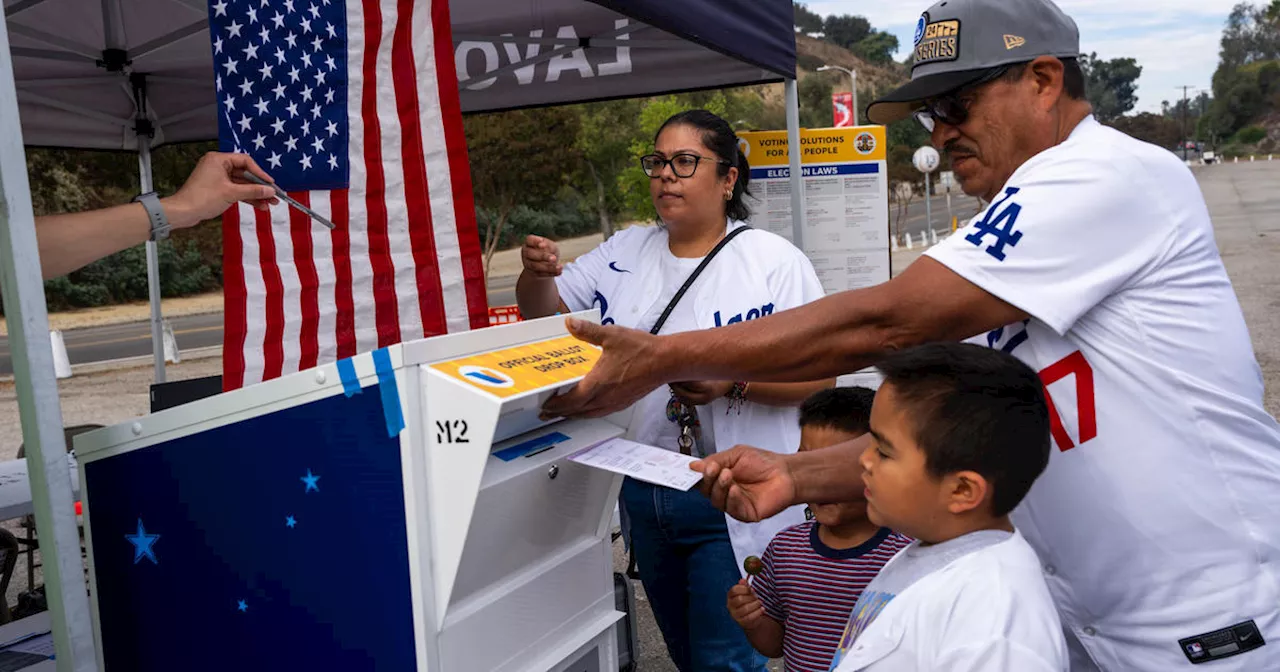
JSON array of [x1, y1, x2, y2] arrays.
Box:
[[739, 126, 887, 167], [429, 335, 601, 398]]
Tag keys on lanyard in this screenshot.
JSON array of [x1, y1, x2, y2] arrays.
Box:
[[665, 394, 704, 457]]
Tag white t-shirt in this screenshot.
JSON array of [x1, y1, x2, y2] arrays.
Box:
[[926, 116, 1280, 670], [556, 220, 826, 569], [831, 530, 1067, 672]]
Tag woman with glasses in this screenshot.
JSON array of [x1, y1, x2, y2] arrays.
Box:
[[517, 109, 832, 671]]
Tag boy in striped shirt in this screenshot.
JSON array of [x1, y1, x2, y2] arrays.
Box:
[[726, 387, 911, 672]]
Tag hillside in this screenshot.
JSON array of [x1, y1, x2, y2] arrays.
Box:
[[795, 34, 908, 94]]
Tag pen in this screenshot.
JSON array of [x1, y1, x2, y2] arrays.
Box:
[[240, 170, 336, 230]]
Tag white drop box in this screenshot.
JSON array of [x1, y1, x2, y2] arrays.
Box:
[[73, 312, 626, 671]]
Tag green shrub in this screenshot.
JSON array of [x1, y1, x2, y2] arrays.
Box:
[[1233, 125, 1268, 145]]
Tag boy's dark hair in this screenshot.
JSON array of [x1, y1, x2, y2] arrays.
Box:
[[799, 386, 876, 435], [877, 343, 1050, 517]]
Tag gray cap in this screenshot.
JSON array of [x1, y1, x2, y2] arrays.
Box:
[[865, 0, 1080, 125]]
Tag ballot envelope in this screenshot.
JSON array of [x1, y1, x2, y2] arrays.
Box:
[[73, 311, 629, 671]]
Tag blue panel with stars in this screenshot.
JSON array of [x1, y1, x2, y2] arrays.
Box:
[[208, 0, 349, 192], [83, 388, 415, 670]]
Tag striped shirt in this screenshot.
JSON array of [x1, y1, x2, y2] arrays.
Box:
[[753, 522, 911, 672]]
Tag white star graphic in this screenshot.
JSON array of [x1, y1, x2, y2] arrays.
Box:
[[222, 58, 239, 75], [300, 18, 312, 34], [309, 4, 320, 19], [212, 0, 227, 16], [301, 53, 312, 68], [313, 69, 326, 86], [252, 133, 267, 150], [259, 26, 271, 44], [260, 0, 270, 6], [328, 154, 338, 169], [227, 20, 242, 39], [300, 85, 313, 102], [301, 154, 313, 170], [285, 136, 299, 152], [325, 55, 336, 71], [324, 88, 334, 104], [268, 152, 283, 169], [312, 36, 323, 52], [311, 103, 322, 119], [326, 23, 336, 39], [272, 82, 287, 99], [325, 120, 338, 137], [254, 98, 270, 115], [213, 36, 224, 55], [247, 7, 258, 24], [238, 79, 254, 95], [288, 66, 301, 83], [223, 94, 236, 111], [285, 32, 298, 49], [271, 12, 285, 29], [237, 114, 253, 132], [259, 63, 274, 80], [284, 0, 295, 12], [275, 47, 286, 64], [301, 120, 311, 136], [243, 43, 259, 60], [271, 117, 286, 135], [311, 136, 324, 153], [216, 75, 223, 91], [286, 101, 299, 118]]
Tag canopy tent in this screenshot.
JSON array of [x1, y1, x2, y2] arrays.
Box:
[[1, 0, 805, 668], [6, 0, 803, 385]]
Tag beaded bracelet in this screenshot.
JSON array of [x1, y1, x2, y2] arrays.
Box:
[[726, 381, 749, 414]]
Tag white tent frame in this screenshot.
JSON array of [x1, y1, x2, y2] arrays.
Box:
[[0, 2, 807, 669]]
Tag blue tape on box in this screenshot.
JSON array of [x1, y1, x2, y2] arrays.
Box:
[[372, 348, 404, 437], [493, 432, 570, 462], [336, 358, 361, 397]]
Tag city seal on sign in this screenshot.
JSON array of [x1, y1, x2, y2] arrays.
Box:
[[738, 137, 750, 160], [457, 365, 515, 388], [855, 131, 877, 155]]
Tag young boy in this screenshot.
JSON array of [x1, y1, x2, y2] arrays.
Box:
[[830, 343, 1067, 671], [726, 387, 911, 672]]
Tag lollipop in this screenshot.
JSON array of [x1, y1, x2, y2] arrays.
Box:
[[743, 555, 764, 584]]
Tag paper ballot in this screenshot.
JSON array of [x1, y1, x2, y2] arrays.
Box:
[[570, 438, 704, 491]]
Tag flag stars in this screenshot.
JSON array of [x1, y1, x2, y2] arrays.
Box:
[[271, 117, 286, 134], [254, 98, 270, 115], [288, 66, 301, 83], [325, 55, 336, 71], [227, 20, 243, 39], [252, 133, 266, 150], [271, 12, 285, 29], [275, 47, 286, 64], [247, 7, 258, 24], [272, 81, 287, 100], [267, 151, 282, 169], [301, 17, 312, 34], [285, 515, 297, 528], [284, 0, 295, 12], [326, 23, 336, 39], [311, 103, 322, 119], [311, 36, 323, 52], [238, 79, 253, 96], [323, 88, 334, 104], [285, 136, 298, 152], [222, 58, 239, 75], [308, 4, 320, 19], [223, 94, 236, 111], [212, 0, 228, 16], [311, 136, 324, 153], [286, 101, 299, 118], [301, 120, 311, 136], [259, 26, 271, 44], [327, 154, 338, 170], [301, 52, 313, 69], [300, 85, 313, 102], [301, 154, 313, 170], [242, 42, 259, 61], [213, 36, 224, 55], [237, 115, 252, 132], [258, 62, 274, 80], [301, 469, 321, 492], [325, 120, 338, 137], [285, 32, 298, 49], [215, 75, 223, 92], [313, 69, 326, 86]]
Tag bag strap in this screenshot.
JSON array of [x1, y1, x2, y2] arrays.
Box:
[[649, 225, 752, 336]]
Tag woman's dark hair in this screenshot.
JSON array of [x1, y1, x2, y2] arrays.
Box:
[[655, 110, 753, 221]]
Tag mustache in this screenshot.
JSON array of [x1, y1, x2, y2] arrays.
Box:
[[945, 141, 977, 159]]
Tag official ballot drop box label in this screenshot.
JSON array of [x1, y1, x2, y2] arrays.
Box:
[[429, 335, 601, 398], [738, 126, 891, 293]]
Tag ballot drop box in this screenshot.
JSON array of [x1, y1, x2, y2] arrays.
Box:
[[73, 312, 627, 671]]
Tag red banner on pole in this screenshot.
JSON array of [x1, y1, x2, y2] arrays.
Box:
[[832, 92, 854, 127]]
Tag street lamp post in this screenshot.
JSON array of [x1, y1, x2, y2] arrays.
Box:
[[817, 64, 858, 126]]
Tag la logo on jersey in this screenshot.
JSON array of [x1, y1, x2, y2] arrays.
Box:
[[714, 302, 775, 327], [965, 187, 1024, 261]]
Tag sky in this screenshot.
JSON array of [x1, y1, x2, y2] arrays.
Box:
[[803, 0, 1245, 113]]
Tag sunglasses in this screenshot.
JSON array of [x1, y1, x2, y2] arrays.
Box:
[[913, 65, 1013, 132]]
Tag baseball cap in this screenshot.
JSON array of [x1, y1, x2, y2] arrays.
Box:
[[865, 0, 1081, 126]]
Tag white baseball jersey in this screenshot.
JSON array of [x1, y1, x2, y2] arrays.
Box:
[[925, 115, 1280, 670], [556, 220, 826, 569]]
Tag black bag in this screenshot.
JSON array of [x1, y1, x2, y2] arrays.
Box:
[[613, 571, 640, 672]]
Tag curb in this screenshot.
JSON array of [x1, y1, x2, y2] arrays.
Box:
[[0, 345, 223, 384]]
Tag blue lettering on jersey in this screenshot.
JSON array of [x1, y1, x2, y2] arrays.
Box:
[[965, 186, 1023, 261], [592, 291, 615, 326], [714, 303, 774, 327], [986, 319, 1031, 354]]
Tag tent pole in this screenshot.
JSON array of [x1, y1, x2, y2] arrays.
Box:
[[0, 10, 99, 672], [785, 78, 805, 248], [132, 74, 166, 384]]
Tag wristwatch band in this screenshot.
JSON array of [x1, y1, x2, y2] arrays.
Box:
[[133, 192, 170, 241]]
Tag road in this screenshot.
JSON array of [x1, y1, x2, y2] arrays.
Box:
[[0, 190, 978, 373]]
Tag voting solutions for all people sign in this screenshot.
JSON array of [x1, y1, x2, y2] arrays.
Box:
[[739, 126, 891, 293]]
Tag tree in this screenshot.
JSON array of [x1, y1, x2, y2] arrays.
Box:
[[793, 2, 823, 34], [1110, 112, 1182, 149], [574, 98, 643, 239], [465, 107, 581, 276], [852, 31, 899, 65], [1079, 52, 1142, 122], [822, 15, 872, 51]]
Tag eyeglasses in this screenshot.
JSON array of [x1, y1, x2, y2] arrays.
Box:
[[640, 153, 731, 178], [913, 65, 1012, 133]]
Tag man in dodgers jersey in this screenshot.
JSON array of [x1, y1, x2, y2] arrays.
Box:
[[541, 0, 1280, 669]]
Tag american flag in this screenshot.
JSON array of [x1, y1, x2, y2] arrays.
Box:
[[210, 0, 489, 390]]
